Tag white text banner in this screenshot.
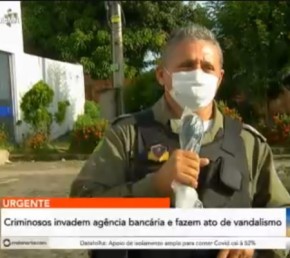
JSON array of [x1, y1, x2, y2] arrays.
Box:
[[1, 208, 286, 237]]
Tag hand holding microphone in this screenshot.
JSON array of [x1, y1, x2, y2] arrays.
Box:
[[172, 107, 207, 208], [153, 108, 209, 204], [153, 150, 209, 195]]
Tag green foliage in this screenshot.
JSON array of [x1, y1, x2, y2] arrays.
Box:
[[258, 113, 290, 145], [20, 80, 54, 134], [23, 132, 48, 151], [21, 1, 209, 79], [124, 70, 163, 113], [55, 100, 70, 125], [84, 100, 100, 119], [208, 1, 290, 102], [0, 124, 9, 149], [19, 81, 70, 151], [70, 101, 107, 153], [217, 101, 242, 122]]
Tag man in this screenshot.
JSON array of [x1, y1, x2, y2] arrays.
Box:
[[70, 24, 290, 258]]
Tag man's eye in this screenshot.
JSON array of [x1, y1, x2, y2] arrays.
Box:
[[202, 65, 215, 72]]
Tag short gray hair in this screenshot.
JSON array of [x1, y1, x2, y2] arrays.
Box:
[[161, 24, 223, 67]]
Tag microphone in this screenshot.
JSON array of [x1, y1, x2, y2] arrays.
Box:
[[171, 107, 204, 208]]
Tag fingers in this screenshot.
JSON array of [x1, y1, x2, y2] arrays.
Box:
[[173, 150, 210, 188], [175, 163, 199, 188], [175, 150, 210, 169], [217, 249, 240, 258], [175, 173, 197, 188], [217, 250, 255, 258], [242, 249, 255, 258], [180, 166, 199, 181], [182, 156, 209, 169], [217, 249, 230, 258], [228, 250, 240, 258], [178, 150, 198, 158], [181, 157, 200, 171], [200, 157, 210, 167]]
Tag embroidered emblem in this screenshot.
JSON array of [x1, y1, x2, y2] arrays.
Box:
[[147, 144, 169, 162]]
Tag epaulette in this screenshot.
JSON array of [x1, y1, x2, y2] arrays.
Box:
[[242, 123, 267, 142], [110, 114, 135, 126]]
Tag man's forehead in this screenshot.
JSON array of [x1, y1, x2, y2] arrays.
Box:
[[202, 45, 216, 58], [170, 40, 219, 63], [175, 39, 216, 52]]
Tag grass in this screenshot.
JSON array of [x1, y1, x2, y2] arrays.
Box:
[[50, 134, 71, 153], [2, 132, 290, 165], [5, 131, 98, 156], [9, 133, 71, 155]]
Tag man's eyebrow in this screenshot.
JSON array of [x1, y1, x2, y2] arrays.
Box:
[[177, 59, 197, 68], [201, 60, 215, 70]]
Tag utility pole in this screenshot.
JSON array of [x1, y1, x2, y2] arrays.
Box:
[[107, 1, 124, 117]]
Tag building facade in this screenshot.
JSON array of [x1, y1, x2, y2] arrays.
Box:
[[0, 2, 85, 143]]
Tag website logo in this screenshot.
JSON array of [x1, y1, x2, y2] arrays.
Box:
[[3, 238, 11, 247], [0, 9, 20, 27]]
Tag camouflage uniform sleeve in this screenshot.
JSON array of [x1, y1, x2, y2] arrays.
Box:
[[252, 140, 290, 208], [69, 120, 160, 198]]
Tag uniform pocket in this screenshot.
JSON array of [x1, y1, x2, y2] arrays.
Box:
[[198, 157, 244, 208]]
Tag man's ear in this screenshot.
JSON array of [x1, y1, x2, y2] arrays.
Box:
[[155, 65, 165, 87], [217, 69, 225, 88]]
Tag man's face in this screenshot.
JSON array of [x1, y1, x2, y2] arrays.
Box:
[[156, 39, 224, 93]]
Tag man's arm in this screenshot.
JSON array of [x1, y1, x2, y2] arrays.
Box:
[[247, 135, 290, 258], [252, 141, 290, 207], [70, 122, 159, 198]]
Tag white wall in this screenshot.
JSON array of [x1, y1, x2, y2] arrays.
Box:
[[0, 1, 85, 143], [14, 54, 85, 142], [45, 57, 85, 139], [0, 1, 23, 53]]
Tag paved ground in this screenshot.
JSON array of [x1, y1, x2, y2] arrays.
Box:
[[0, 159, 289, 258], [0, 161, 88, 258], [275, 158, 290, 192]]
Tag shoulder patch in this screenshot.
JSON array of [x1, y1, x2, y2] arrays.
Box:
[[110, 114, 135, 126], [242, 123, 267, 142]]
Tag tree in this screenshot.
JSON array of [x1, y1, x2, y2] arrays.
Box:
[[21, 1, 210, 79], [124, 70, 163, 113], [207, 1, 290, 102]]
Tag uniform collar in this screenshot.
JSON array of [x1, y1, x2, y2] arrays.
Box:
[[152, 95, 224, 145]]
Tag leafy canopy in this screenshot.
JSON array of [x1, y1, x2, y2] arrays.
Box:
[[21, 1, 208, 79]]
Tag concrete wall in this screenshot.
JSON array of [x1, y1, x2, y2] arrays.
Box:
[[15, 54, 85, 142], [84, 74, 132, 102], [0, 1, 85, 142]]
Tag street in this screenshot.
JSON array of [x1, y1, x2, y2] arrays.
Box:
[[0, 159, 289, 258], [0, 161, 87, 258]]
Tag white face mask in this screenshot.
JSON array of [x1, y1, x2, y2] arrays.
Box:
[[169, 69, 219, 111]]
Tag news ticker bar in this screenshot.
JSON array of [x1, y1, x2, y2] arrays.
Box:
[[0, 237, 288, 250], [1, 208, 287, 237], [1, 198, 290, 250]]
